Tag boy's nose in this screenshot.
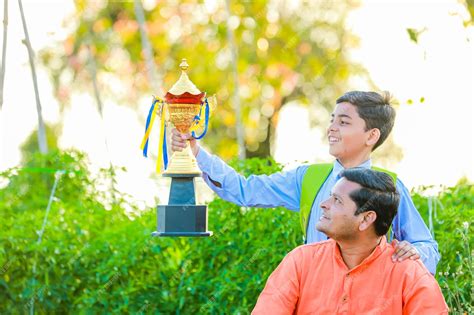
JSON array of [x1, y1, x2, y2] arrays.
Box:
[[328, 122, 338, 132]]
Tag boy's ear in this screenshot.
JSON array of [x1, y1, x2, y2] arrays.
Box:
[[366, 128, 381, 147]]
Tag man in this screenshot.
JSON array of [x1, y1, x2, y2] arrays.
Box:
[[252, 168, 448, 314], [171, 91, 440, 273]]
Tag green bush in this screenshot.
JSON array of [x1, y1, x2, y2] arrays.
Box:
[[412, 182, 473, 314], [0, 150, 472, 313]]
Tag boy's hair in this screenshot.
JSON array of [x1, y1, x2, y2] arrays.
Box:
[[340, 168, 400, 236], [336, 91, 396, 150]]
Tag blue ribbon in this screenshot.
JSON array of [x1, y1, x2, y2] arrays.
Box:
[[142, 98, 158, 157], [192, 98, 210, 140], [163, 126, 168, 170]]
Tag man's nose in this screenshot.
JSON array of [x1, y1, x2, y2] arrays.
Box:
[[320, 198, 330, 210]]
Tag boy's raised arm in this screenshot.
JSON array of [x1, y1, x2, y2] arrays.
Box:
[[171, 127, 307, 210], [196, 147, 308, 211]]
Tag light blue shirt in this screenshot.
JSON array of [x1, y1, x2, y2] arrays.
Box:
[[196, 148, 440, 274]]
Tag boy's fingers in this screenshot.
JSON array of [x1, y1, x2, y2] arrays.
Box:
[[392, 241, 409, 260], [180, 133, 192, 140], [396, 250, 415, 262], [171, 145, 182, 152], [171, 127, 191, 140], [393, 247, 409, 260], [171, 133, 182, 142], [392, 241, 419, 262], [393, 241, 407, 254]]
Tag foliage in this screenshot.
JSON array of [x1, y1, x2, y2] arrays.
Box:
[[40, 0, 366, 158], [0, 150, 472, 313], [20, 124, 61, 162], [411, 181, 474, 314], [465, 0, 474, 26]]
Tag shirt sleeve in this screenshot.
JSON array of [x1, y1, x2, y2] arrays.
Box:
[[403, 273, 449, 314], [196, 148, 308, 211], [252, 249, 301, 315], [391, 179, 440, 274]]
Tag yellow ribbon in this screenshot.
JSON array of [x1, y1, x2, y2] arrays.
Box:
[[157, 103, 166, 173], [140, 99, 159, 152]]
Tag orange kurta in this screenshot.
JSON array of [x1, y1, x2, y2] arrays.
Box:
[[252, 237, 448, 314]]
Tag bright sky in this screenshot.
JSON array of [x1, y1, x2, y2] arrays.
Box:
[[0, 0, 472, 207], [276, 0, 474, 189]]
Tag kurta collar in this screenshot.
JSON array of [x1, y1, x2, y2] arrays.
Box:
[[333, 236, 389, 273]]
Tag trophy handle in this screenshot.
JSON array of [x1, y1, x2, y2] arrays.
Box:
[[154, 97, 167, 118], [191, 97, 211, 140]]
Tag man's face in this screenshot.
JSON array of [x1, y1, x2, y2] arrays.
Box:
[[327, 102, 372, 161], [316, 178, 362, 240]]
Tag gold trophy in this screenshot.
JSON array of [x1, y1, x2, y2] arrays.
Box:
[[142, 59, 214, 237], [163, 59, 207, 175]]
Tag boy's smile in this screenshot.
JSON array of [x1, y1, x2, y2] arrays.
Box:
[[327, 102, 377, 167]]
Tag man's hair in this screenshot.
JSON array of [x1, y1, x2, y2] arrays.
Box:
[[336, 91, 396, 150], [340, 168, 400, 236]]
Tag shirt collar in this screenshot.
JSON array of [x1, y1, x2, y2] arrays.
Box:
[[333, 236, 389, 273], [332, 159, 372, 180]]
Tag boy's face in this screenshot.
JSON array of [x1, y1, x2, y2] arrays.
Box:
[[327, 102, 373, 162]]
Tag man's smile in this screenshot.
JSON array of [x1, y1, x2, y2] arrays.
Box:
[[320, 213, 330, 221]]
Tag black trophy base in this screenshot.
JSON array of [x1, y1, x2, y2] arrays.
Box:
[[152, 231, 213, 237], [154, 204, 212, 237]]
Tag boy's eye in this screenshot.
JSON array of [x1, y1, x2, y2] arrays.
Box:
[[340, 121, 348, 125]]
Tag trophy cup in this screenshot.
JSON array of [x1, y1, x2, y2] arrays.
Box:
[[141, 59, 213, 237]]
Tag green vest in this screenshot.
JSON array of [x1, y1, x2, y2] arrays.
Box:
[[299, 163, 397, 240]]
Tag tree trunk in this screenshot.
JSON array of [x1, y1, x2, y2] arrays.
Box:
[[18, 0, 47, 154], [225, 0, 245, 159], [133, 0, 162, 94], [245, 117, 272, 158], [0, 0, 8, 111], [245, 94, 296, 158]]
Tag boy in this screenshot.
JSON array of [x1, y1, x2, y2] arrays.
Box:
[[171, 91, 439, 274]]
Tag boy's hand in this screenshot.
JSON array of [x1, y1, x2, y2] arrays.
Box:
[[171, 128, 200, 157], [392, 239, 420, 262]]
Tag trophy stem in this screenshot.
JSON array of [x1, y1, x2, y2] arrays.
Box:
[[163, 141, 201, 175]]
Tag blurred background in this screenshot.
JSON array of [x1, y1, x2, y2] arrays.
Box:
[[0, 0, 472, 313], [0, 0, 472, 204]]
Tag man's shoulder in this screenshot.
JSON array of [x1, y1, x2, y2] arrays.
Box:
[[289, 239, 335, 260], [396, 258, 432, 278], [386, 242, 433, 281]]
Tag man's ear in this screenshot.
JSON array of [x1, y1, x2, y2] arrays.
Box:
[[359, 211, 377, 232], [366, 128, 381, 147]]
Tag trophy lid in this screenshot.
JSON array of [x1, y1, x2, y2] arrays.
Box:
[[165, 59, 205, 104]]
